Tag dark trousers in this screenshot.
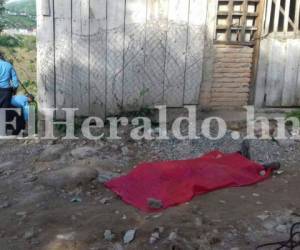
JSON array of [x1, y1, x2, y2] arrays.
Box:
[[0, 88, 25, 135], [0, 88, 12, 108]]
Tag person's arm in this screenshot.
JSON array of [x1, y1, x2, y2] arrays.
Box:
[[11, 67, 19, 89]]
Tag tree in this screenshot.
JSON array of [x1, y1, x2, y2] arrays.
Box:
[[0, 0, 5, 33]]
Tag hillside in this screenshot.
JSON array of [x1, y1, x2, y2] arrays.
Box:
[[1, 0, 36, 30], [5, 0, 36, 16]]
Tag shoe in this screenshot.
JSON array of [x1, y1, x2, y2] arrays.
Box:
[[239, 140, 250, 159], [263, 162, 281, 171]]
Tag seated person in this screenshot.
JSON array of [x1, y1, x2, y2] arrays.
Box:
[[11, 94, 34, 125]]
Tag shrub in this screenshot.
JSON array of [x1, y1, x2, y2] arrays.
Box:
[[0, 35, 21, 47]]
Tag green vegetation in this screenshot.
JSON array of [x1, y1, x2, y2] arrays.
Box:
[[286, 110, 300, 121], [1, 14, 36, 29], [0, 34, 21, 47], [5, 0, 35, 16], [1, 0, 36, 30], [0, 34, 37, 95], [0, 0, 5, 32]]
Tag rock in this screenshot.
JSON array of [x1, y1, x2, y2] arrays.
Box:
[[24, 228, 35, 240], [252, 193, 260, 197], [45, 239, 88, 249], [113, 243, 124, 250], [100, 197, 112, 205], [0, 161, 15, 170], [39, 144, 65, 162], [158, 227, 164, 233], [263, 220, 276, 230], [168, 232, 177, 241], [70, 147, 98, 159], [149, 232, 160, 244], [56, 232, 76, 241], [259, 170, 266, 176], [24, 175, 38, 183], [97, 171, 120, 183], [195, 217, 203, 227], [257, 214, 269, 221], [70, 197, 82, 203], [275, 170, 285, 175], [0, 202, 10, 209], [147, 198, 163, 209], [152, 213, 162, 219], [121, 146, 129, 155], [16, 211, 27, 217], [104, 230, 115, 241], [230, 248, 240, 250], [123, 229, 136, 244], [39, 166, 98, 189], [276, 224, 288, 233]]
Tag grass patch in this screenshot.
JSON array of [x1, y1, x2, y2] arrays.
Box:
[[0, 35, 21, 47], [0, 34, 36, 95]]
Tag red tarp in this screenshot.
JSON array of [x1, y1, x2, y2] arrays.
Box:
[[105, 151, 272, 212]]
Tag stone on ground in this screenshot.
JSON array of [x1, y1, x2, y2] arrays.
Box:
[[97, 171, 121, 183], [39, 166, 98, 189], [39, 144, 65, 162], [123, 229, 136, 244], [104, 230, 115, 241], [70, 146, 99, 159]]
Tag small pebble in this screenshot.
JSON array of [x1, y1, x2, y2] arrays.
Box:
[[104, 230, 115, 241], [123, 229, 136, 244], [168, 232, 177, 241]]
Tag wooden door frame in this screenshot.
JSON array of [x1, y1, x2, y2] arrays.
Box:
[[248, 0, 266, 106]]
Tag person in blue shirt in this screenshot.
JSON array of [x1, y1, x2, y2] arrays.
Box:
[[0, 51, 26, 135], [11, 94, 34, 123], [0, 51, 19, 108]]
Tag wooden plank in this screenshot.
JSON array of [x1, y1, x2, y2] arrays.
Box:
[[249, 0, 266, 106], [164, 0, 190, 107], [282, 40, 300, 106], [200, 0, 218, 108], [54, 0, 72, 119], [41, 0, 51, 16], [240, 0, 248, 42], [106, 0, 126, 115], [89, 0, 106, 118], [296, 54, 300, 105], [123, 0, 147, 110], [54, 0, 71, 19], [264, 0, 272, 34], [273, 0, 280, 32], [265, 39, 286, 106], [295, 0, 300, 31], [36, 0, 55, 110], [143, 0, 169, 106], [183, 0, 208, 104], [276, 2, 296, 30], [72, 0, 90, 116], [226, 0, 234, 41], [284, 0, 290, 32]]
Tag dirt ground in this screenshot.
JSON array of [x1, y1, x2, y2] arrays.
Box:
[[0, 130, 299, 250]]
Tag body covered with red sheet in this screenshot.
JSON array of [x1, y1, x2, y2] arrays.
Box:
[[106, 151, 271, 212]]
